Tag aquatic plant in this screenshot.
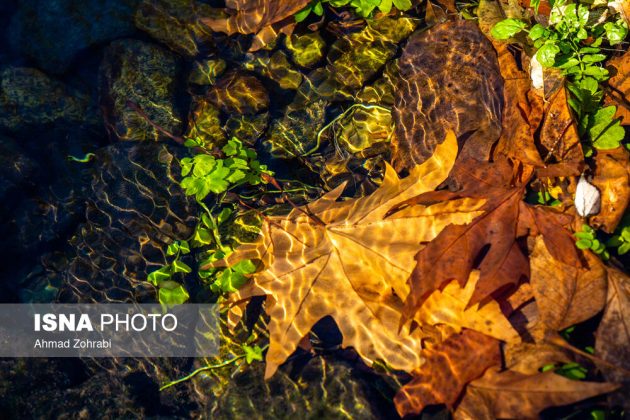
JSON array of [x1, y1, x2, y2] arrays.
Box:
[[296, 0, 413, 21]]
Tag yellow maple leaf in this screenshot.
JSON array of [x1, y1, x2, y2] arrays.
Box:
[[211, 131, 487, 378]]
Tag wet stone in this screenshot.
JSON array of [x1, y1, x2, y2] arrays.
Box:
[[265, 99, 327, 158], [0, 67, 96, 133], [99, 39, 184, 142], [207, 70, 270, 114], [285, 32, 327, 69], [245, 50, 303, 90], [356, 61, 400, 106], [225, 113, 270, 146], [186, 98, 227, 149], [59, 142, 198, 303], [189, 58, 227, 86], [8, 0, 139, 74], [135, 0, 221, 57]]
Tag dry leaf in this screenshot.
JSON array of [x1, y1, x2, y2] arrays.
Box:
[[200, 0, 310, 51], [503, 341, 571, 374], [213, 131, 486, 378], [539, 86, 584, 165], [590, 147, 630, 232], [530, 236, 607, 333], [394, 329, 500, 417], [416, 271, 520, 342], [402, 158, 582, 318], [453, 368, 619, 419], [605, 50, 630, 125], [596, 267, 630, 382]]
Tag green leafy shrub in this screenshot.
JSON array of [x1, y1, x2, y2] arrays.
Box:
[[491, 0, 628, 152], [295, 0, 413, 21], [575, 224, 609, 260]]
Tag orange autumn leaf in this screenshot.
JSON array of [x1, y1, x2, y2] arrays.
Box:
[[394, 329, 500, 417], [211, 131, 487, 378], [590, 146, 630, 232]]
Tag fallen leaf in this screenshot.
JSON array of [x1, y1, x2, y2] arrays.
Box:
[[605, 50, 630, 124], [530, 236, 607, 332], [503, 341, 571, 374], [596, 267, 630, 382], [200, 0, 310, 51], [416, 271, 520, 342], [590, 147, 630, 232], [402, 158, 582, 318], [392, 20, 503, 172], [394, 329, 500, 417], [539, 86, 584, 166], [453, 368, 619, 419], [212, 131, 486, 378]]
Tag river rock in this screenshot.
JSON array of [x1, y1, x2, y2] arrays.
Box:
[[99, 39, 184, 142]]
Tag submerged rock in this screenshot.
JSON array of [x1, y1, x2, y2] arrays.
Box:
[[265, 100, 327, 158], [392, 19, 504, 171], [135, 0, 220, 57], [207, 70, 270, 114], [59, 142, 197, 303], [0, 67, 96, 133], [210, 354, 399, 419], [99, 39, 184, 142], [285, 32, 327, 69], [225, 113, 269, 146], [245, 50, 303, 90], [189, 58, 227, 86], [9, 0, 139, 74], [186, 98, 227, 148]]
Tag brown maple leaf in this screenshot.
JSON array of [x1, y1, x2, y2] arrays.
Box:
[[209, 132, 487, 378], [394, 329, 500, 417], [605, 50, 630, 125], [402, 157, 582, 320], [590, 146, 630, 232], [200, 0, 310, 51], [453, 368, 619, 419]]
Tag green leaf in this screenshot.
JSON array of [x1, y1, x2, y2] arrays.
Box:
[[192, 154, 217, 177], [158, 281, 190, 306], [393, 0, 412, 10], [536, 42, 560, 67], [491, 19, 527, 40], [378, 0, 392, 13], [582, 54, 607, 64], [313, 1, 325, 15], [604, 21, 628, 46], [576, 239, 593, 249], [619, 242, 630, 255], [166, 242, 180, 256], [193, 227, 213, 245], [232, 259, 257, 274], [294, 5, 313, 22], [226, 169, 246, 184], [148, 266, 172, 286], [583, 66, 609, 81], [217, 207, 233, 225], [172, 260, 192, 274], [528, 24, 546, 41], [588, 106, 625, 150], [242, 344, 264, 364], [179, 240, 191, 254], [180, 158, 193, 177]]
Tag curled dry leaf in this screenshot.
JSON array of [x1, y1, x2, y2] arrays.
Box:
[[529, 236, 607, 333], [454, 368, 619, 419], [394, 329, 500, 417], [590, 147, 630, 232], [211, 131, 487, 378], [503, 341, 571, 375], [200, 0, 311, 51]]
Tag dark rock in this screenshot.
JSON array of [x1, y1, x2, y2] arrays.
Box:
[[0, 134, 37, 201], [210, 353, 399, 419], [188, 58, 227, 86], [0, 67, 98, 133], [135, 0, 220, 57], [99, 39, 184, 142], [59, 142, 198, 303], [8, 0, 139, 74], [207, 70, 269, 115]]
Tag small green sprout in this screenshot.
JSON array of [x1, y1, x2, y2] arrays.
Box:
[[575, 224, 609, 260]]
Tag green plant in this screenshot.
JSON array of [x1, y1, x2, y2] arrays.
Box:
[[180, 137, 271, 201], [295, 0, 412, 21], [607, 214, 630, 255], [491, 0, 628, 152], [575, 224, 610, 260], [147, 137, 270, 303], [541, 362, 588, 380]]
